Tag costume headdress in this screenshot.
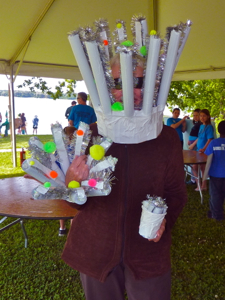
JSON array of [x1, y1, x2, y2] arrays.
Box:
[[68, 15, 192, 143]]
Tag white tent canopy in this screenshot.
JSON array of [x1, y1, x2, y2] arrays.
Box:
[[1, 0, 225, 81]]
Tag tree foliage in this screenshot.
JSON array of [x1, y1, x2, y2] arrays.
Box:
[[167, 79, 225, 125], [17, 77, 77, 100]]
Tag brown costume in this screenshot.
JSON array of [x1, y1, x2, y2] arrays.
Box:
[[62, 124, 187, 282]]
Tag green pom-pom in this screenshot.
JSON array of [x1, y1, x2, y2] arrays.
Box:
[[43, 141, 56, 153], [117, 23, 122, 29], [68, 181, 80, 188], [90, 145, 105, 161], [121, 40, 133, 47], [150, 30, 157, 35], [44, 182, 51, 188], [140, 45, 147, 56], [111, 102, 124, 111]]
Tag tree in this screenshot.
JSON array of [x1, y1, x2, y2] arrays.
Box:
[[167, 79, 225, 126], [17, 77, 77, 100]]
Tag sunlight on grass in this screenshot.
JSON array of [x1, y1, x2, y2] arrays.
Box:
[[0, 134, 53, 150], [0, 135, 53, 178]]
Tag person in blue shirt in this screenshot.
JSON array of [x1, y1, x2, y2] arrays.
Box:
[[186, 109, 202, 185], [68, 92, 97, 128], [167, 108, 189, 148], [33, 115, 39, 135], [205, 120, 225, 220], [189, 109, 214, 191]]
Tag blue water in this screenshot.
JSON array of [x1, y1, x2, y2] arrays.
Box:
[[0, 96, 71, 134]]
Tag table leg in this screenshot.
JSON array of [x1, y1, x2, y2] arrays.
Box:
[[20, 219, 28, 248], [0, 217, 28, 248], [197, 165, 203, 204]]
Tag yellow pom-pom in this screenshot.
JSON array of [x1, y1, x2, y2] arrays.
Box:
[[117, 23, 122, 29], [150, 30, 157, 35], [68, 181, 80, 188], [29, 160, 35, 166], [90, 145, 105, 161]]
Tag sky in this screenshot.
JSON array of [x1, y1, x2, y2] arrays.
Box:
[[0, 74, 88, 93]]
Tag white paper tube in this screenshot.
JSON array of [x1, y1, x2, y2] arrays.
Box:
[[49, 154, 65, 182], [135, 21, 142, 48], [22, 158, 66, 187], [142, 36, 161, 115], [85, 41, 112, 115], [68, 34, 101, 109], [29, 137, 65, 181], [120, 52, 134, 117], [174, 26, 191, 70], [157, 30, 181, 108], [99, 31, 109, 60], [141, 19, 148, 45], [51, 126, 70, 175], [117, 27, 125, 41]]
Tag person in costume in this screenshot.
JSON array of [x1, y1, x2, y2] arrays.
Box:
[[68, 92, 97, 128], [189, 109, 214, 191], [167, 108, 189, 148], [205, 120, 225, 220], [62, 20, 189, 296], [22, 16, 191, 300]]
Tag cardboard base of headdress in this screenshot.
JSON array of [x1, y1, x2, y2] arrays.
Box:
[[96, 105, 164, 144]]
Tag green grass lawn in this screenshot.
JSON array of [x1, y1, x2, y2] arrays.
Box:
[[1, 135, 225, 299], [0, 135, 53, 178], [0, 185, 225, 299]]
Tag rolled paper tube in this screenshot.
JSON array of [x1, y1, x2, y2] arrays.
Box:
[[85, 41, 112, 115], [117, 26, 125, 41], [29, 137, 44, 150], [49, 153, 65, 182], [157, 30, 181, 108], [22, 158, 66, 187], [51, 126, 70, 175], [141, 19, 148, 45], [29, 136, 65, 181], [142, 36, 161, 116], [68, 34, 101, 109], [120, 52, 134, 117], [100, 31, 109, 60], [174, 25, 191, 71], [135, 21, 142, 49]]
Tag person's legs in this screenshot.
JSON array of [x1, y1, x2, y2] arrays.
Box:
[[125, 267, 171, 300], [80, 265, 125, 300], [59, 219, 67, 236], [200, 165, 207, 189], [209, 177, 225, 220]]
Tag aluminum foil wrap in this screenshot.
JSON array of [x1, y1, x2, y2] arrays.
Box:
[[32, 185, 87, 205]]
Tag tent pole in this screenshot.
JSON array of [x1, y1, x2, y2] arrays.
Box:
[[9, 67, 17, 167]]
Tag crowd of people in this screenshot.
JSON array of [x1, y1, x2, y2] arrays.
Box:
[[167, 107, 225, 223]]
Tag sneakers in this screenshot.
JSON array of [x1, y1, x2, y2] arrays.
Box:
[[58, 228, 67, 236], [186, 180, 196, 185]]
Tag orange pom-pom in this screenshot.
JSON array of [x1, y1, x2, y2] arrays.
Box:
[[77, 129, 84, 136], [50, 170, 58, 179], [103, 40, 108, 46]]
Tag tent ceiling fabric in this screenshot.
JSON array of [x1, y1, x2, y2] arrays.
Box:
[[0, 0, 224, 82]]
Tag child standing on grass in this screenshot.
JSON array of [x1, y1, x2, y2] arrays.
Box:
[[204, 120, 225, 221]]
